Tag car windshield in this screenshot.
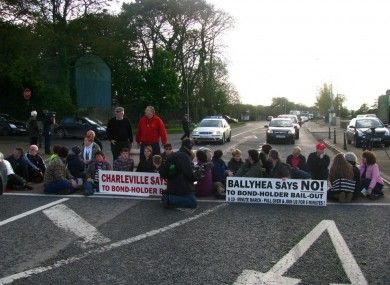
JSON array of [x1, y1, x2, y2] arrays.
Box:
[[356, 119, 383, 128], [199, 120, 222, 127], [84, 117, 99, 125], [270, 120, 293, 127], [278, 115, 297, 123]]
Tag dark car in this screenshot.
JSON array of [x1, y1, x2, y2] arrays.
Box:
[[0, 113, 27, 136], [346, 117, 390, 147], [223, 115, 239, 124], [54, 116, 107, 139]]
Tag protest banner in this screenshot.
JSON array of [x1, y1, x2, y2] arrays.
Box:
[[98, 170, 166, 197], [226, 177, 327, 206]]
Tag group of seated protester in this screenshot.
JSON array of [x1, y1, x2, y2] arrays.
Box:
[[0, 135, 385, 204]]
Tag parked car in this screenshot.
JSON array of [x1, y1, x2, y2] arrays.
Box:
[[356, 114, 377, 118], [0, 113, 27, 136], [277, 114, 300, 139], [265, 118, 295, 144], [346, 117, 390, 147], [54, 116, 107, 139], [192, 116, 231, 144]]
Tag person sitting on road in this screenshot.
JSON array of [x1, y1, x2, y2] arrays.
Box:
[[44, 146, 78, 195], [0, 153, 7, 195], [161, 143, 174, 164], [328, 153, 355, 202], [0, 151, 33, 191], [286, 146, 310, 179], [66, 146, 85, 184], [136, 145, 155, 172], [259, 144, 273, 177], [24, 144, 46, 183], [236, 149, 263, 178], [6, 148, 29, 181], [113, 148, 134, 172], [49, 145, 62, 163], [153, 155, 163, 172], [306, 142, 330, 180], [212, 150, 228, 184], [194, 149, 214, 197], [269, 149, 290, 179], [344, 152, 361, 200], [359, 150, 384, 200], [86, 130, 103, 151], [81, 136, 101, 167], [160, 138, 198, 209], [84, 151, 112, 196], [227, 149, 244, 176]]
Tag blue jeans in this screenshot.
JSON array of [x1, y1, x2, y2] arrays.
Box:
[[44, 180, 76, 194], [140, 143, 161, 162], [83, 181, 99, 196], [163, 193, 197, 208]]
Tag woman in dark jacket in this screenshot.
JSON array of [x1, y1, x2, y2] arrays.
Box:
[[236, 149, 263, 178], [269, 150, 290, 178], [136, 145, 155, 172]]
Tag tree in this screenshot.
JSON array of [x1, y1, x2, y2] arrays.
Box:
[[315, 83, 333, 116]]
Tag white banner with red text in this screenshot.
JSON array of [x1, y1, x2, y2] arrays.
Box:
[[98, 170, 166, 197], [226, 177, 327, 206]]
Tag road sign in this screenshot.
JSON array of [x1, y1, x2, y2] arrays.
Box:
[[23, 88, 31, 100]]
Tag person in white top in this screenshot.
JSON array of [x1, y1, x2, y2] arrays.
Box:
[[0, 152, 32, 191], [80, 136, 101, 167]]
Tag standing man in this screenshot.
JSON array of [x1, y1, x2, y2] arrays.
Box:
[[136, 106, 167, 162], [307, 142, 330, 180], [27, 110, 40, 145], [43, 110, 55, 155], [181, 114, 190, 140], [107, 107, 133, 160]]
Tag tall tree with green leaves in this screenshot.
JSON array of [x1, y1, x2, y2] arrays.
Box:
[[315, 83, 334, 116]]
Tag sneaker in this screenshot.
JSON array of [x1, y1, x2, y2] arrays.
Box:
[[24, 184, 34, 190], [338, 192, 346, 203]]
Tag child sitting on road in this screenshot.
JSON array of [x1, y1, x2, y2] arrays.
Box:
[[83, 151, 111, 196], [113, 148, 134, 172]]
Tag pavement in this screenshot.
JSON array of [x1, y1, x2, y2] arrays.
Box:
[[304, 119, 390, 184]]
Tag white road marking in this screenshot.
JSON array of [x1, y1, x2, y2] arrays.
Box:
[[0, 198, 69, 227], [43, 204, 110, 248], [234, 220, 367, 285], [3, 192, 390, 206], [0, 204, 226, 284]]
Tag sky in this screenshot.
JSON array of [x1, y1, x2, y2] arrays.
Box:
[[116, 0, 390, 110]]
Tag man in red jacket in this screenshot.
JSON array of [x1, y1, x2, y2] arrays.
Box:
[[136, 106, 168, 162]]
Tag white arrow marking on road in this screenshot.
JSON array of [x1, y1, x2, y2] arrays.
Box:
[[234, 220, 367, 285], [43, 204, 110, 248]]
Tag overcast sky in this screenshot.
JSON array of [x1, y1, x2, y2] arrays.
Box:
[[117, 0, 390, 110]]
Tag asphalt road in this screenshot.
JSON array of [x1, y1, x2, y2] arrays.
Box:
[[0, 121, 389, 284]]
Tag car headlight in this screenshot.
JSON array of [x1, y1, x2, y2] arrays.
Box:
[[385, 129, 390, 135], [97, 127, 105, 131], [9, 124, 17, 129], [288, 130, 292, 134], [267, 130, 273, 134], [193, 130, 199, 135], [215, 131, 221, 135]]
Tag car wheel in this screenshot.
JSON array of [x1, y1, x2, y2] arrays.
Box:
[[354, 136, 361, 148], [220, 135, 225, 144], [291, 138, 295, 144], [295, 130, 299, 139], [226, 132, 231, 142], [1, 128, 9, 136], [57, 129, 66, 139]]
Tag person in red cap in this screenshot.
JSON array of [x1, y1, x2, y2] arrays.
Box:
[[306, 141, 330, 180]]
